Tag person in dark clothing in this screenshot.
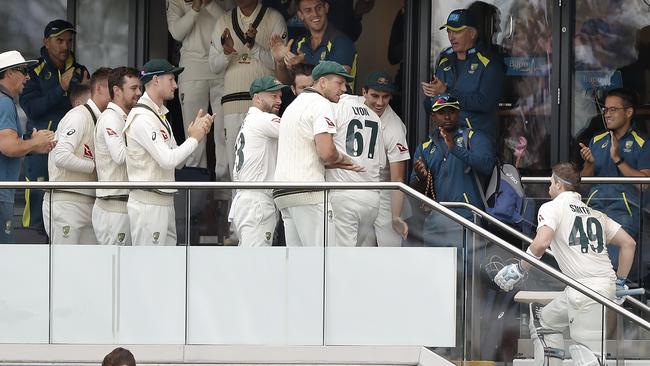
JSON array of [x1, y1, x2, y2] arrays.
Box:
[[19, 19, 89, 232]]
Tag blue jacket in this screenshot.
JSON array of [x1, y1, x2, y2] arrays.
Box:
[[433, 46, 505, 143], [586, 128, 650, 234], [291, 25, 357, 83], [19, 47, 88, 136], [410, 127, 495, 219]]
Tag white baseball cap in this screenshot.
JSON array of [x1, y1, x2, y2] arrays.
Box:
[[0, 51, 38, 73]]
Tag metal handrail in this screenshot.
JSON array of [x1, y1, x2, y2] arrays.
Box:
[[441, 201, 650, 315], [2, 180, 648, 329], [396, 185, 650, 330], [522, 176, 650, 184]]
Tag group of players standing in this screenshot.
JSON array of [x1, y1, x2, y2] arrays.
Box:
[[233, 61, 410, 247]]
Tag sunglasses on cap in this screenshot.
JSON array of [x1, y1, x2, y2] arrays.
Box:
[[431, 94, 460, 112]]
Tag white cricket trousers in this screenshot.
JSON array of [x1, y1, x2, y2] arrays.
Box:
[[231, 190, 278, 247], [92, 198, 131, 245], [127, 191, 177, 246], [178, 77, 228, 178], [223, 112, 247, 180], [537, 278, 614, 366], [280, 202, 334, 247], [43, 192, 97, 244], [364, 189, 404, 246], [329, 190, 380, 247]]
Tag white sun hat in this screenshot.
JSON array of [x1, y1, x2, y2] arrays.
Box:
[[0, 51, 38, 73]]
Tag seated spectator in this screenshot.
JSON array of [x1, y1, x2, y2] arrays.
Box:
[[69, 83, 91, 108], [410, 94, 495, 246], [102, 347, 136, 366], [579, 87, 650, 268]]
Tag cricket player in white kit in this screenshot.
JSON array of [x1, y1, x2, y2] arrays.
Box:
[[494, 163, 636, 366], [92, 67, 142, 246], [124, 59, 213, 246], [327, 93, 383, 247], [231, 76, 285, 246], [356, 71, 410, 246], [44, 68, 111, 244], [167, 0, 228, 175], [274, 61, 363, 247]]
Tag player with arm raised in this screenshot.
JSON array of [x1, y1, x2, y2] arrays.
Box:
[[494, 162, 636, 366]]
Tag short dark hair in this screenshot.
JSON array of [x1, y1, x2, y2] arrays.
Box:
[[102, 347, 136, 366], [69, 83, 91, 102], [291, 63, 313, 85], [605, 88, 638, 111], [108, 66, 140, 99], [90, 67, 112, 95], [552, 162, 580, 191], [0, 70, 6, 80], [296, 0, 325, 9]]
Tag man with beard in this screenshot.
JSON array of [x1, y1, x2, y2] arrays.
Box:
[[20, 19, 90, 232], [124, 59, 213, 246], [231, 76, 285, 246], [93, 67, 142, 246], [274, 61, 363, 247], [410, 93, 494, 246]]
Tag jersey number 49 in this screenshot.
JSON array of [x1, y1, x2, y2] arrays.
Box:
[[568, 216, 605, 254]]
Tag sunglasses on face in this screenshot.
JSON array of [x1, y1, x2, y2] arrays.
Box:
[[12, 67, 28, 76]]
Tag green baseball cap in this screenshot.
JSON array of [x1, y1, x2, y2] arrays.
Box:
[[249, 76, 287, 96], [311, 61, 354, 83], [140, 59, 184, 84], [363, 71, 395, 93]]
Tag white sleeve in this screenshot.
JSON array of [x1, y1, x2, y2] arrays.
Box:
[[204, 0, 225, 18], [52, 113, 95, 174], [208, 16, 233, 74], [129, 115, 199, 170], [312, 101, 337, 136], [384, 121, 410, 163], [603, 213, 623, 243], [536, 202, 559, 232], [102, 114, 127, 164], [257, 114, 281, 138], [250, 12, 287, 70], [166, 0, 199, 42]]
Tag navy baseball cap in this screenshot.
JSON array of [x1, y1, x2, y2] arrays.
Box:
[[140, 59, 184, 84], [439, 9, 477, 31], [430, 93, 460, 112], [44, 19, 76, 38], [364, 71, 395, 94]]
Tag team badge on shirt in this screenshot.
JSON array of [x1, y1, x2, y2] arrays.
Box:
[[160, 129, 170, 141], [117, 232, 126, 244], [152, 231, 160, 244], [624, 140, 633, 152], [83, 144, 93, 159], [62, 225, 70, 238], [396, 143, 409, 153], [105, 128, 117, 136], [469, 63, 479, 74], [238, 53, 251, 64]]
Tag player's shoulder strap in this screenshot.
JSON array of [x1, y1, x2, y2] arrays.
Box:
[[133, 103, 172, 137], [82, 103, 98, 125], [231, 5, 268, 45]]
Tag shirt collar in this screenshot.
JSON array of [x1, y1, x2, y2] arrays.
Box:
[[0, 84, 16, 101], [140, 92, 169, 116], [86, 98, 102, 117], [106, 102, 127, 119], [238, 2, 262, 25], [556, 191, 582, 201]]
